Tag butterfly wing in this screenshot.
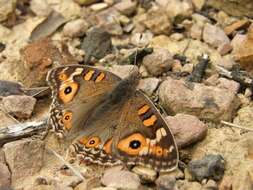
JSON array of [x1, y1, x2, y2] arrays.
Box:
[[47, 65, 121, 138], [70, 97, 124, 166], [111, 90, 179, 172]]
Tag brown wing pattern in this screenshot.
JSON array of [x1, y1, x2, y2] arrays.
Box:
[[47, 65, 121, 138], [112, 90, 179, 172]]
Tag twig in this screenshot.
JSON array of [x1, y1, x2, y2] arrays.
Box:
[[46, 147, 85, 181], [221, 120, 253, 132], [0, 119, 48, 146]]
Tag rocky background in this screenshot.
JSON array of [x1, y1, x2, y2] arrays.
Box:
[[0, 0, 253, 190]]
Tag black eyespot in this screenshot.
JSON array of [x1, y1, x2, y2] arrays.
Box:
[[65, 115, 70, 120], [64, 86, 72, 94], [129, 140, 141, 149], [89, 140, 95, 145]]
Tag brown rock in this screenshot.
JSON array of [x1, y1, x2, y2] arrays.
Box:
[[206, 0, 253, 18], [3, 139, 45, 185], [143, 48, 173, 76], [232, 25, 253, 74], [219, 176, 233, 190], [2, 95, 36, 119], [158, 77, 240, 121], [63, 19, 89, 38], [203, 23, 230, 49], [20, 38, 75, 87], [217, 78, 240, 94], [0, 163, 11, 188], [166, 114, 208, 148], [142, 7, 172, 35], [217, 43, 233, 55], [114, 0, 137, 16], [224, 20, 250, 36], [138, 78, 160, 96], [101, 166, 141, 189]]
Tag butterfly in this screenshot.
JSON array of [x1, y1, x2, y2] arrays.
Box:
[[46, 64, 178, 172]]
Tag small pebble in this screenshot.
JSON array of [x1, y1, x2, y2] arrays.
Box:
[[63, 19, 89, 38], [188, 154, 225, 182], [2, 95, 37, 119], [101, 166, 141, 189], [132, 166, 157, 183], [90, 3, 108, 12]]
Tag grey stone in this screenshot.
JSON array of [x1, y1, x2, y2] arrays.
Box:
[[188, 154, 225, 182], [82, 27, 112, 63]]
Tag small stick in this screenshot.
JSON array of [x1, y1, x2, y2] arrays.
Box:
[[0, 119, 48, 145], [46, 147, 85, 181], [221, 120, 253, 132]]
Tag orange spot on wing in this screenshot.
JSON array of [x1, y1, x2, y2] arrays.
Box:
[[138, 105, 150, 115], [155, 146, 163, 157], [103, 138, 112, 154], [62, 111, 73, 130], [85, 136, 101, 148], [79, 137, 88, 145], [117, 133, 147, 156], [58, 72, 68, 81], [143, 115, 157, 127], [84, 70, 95, 81], [59, 82, 78, 103], [95, 72, 105, 82]]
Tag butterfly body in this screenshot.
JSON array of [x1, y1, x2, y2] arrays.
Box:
[[47, 65, 178, 172]]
